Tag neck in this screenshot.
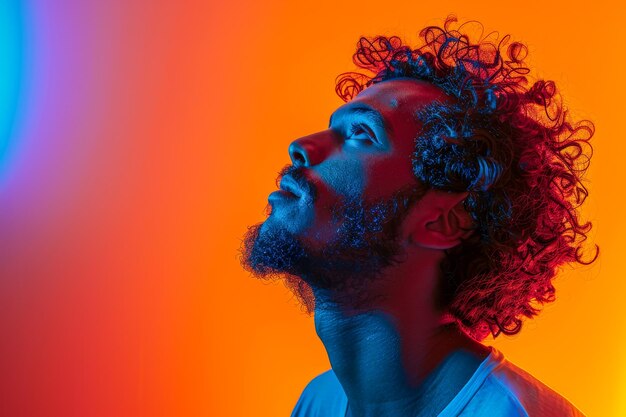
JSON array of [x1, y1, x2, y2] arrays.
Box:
[[312, 260, 489, 417]]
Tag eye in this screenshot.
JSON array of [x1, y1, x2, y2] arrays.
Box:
[[347, 123, 376, 143]]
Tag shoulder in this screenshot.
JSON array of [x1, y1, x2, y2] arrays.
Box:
[[290, 370, 347, 417], [474, 349, 585, 417]]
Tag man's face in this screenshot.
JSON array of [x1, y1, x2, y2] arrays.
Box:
[[241, 79, 448, 305]]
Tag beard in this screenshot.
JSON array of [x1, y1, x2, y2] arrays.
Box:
[[239, 168, 426, 311]]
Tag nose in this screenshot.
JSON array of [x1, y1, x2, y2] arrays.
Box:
[[288, 129, 339, 168]]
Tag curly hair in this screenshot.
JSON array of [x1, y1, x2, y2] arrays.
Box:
[[335, 16, 598, 341]]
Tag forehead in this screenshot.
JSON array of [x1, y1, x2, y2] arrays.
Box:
[[351, 78, 448, 115]]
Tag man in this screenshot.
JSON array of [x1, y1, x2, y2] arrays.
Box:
[[240, 16, 597, 417]]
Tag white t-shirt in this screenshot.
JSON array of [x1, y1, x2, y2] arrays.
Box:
[[290, 346, 585, 416]]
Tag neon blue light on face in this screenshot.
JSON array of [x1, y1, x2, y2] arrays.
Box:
[[0, 1, 26, 176]]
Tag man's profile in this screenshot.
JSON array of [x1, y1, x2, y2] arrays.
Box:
[[240, 16, 597, 417]]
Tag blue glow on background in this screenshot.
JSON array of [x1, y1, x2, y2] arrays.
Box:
[[0, 1, 26, 175]]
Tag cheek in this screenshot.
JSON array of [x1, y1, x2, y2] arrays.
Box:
[[314, 157, 366, 199], [362, 156, 416, 200], [298, 157, 366, 244]]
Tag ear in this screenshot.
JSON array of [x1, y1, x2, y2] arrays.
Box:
[[401, 190, 475, 250]]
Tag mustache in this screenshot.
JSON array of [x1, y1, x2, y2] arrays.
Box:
[[276, 165, 317, 201]]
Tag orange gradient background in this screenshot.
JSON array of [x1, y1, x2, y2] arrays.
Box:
[[0, 1, 624, 416]]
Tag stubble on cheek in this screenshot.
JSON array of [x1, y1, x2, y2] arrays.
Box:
[[299, 157, 370, 243], [314, 156, 367, 200]]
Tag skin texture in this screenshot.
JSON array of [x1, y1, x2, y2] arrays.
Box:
[[243, 78, 492, 417]]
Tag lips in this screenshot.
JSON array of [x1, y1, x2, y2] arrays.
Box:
[[279, 175, 302, 198]]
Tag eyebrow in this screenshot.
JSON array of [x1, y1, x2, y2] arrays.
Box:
[[328, 105, 389, 132]]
